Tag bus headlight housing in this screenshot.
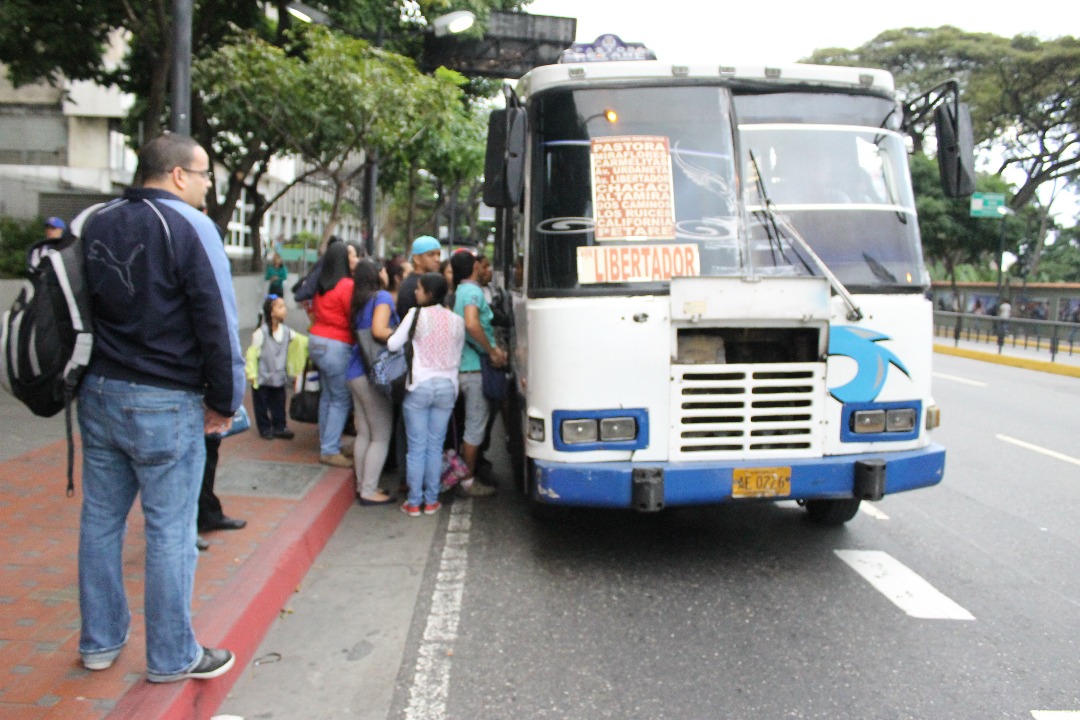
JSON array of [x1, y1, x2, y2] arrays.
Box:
[[552, 409, 649, 451], [841, 402, 921, 442]]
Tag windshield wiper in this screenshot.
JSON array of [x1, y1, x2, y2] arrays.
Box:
[[748, 151, 864, 322], [863, 252, 898, 284]]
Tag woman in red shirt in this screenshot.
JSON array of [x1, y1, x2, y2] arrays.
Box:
[[308, 240, 360, 466]]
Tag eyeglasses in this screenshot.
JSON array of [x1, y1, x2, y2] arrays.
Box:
[[180, 167, 211, 179]]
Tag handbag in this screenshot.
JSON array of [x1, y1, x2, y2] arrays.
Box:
[[289, 359, 321, 424], [372, 308, 420, 403], [479, 352, 508, 403], [212, 406, 251, 439], [356, 327, 383, 374]]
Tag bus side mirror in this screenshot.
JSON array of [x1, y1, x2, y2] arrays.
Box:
[[483, 108, 527, 208], [934, 102, 976, 198]]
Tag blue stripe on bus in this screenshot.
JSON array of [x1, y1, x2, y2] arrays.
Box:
[[533, 443, 945, 508]]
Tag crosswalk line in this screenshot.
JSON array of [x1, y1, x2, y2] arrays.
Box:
[[834, 549, 975, 620]]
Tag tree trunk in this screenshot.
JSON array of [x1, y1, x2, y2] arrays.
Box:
[[404, 163, 418, 246]]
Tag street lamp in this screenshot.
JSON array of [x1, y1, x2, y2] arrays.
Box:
[[286, 1, 332, 26], [431, 10, 475, 37]]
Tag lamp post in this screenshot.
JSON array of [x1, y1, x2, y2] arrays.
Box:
[[170, 0, 193, 135], [996, 205, 1015, 298]]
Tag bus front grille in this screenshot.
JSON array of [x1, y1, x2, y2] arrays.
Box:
[[670, 363, 824, 460]]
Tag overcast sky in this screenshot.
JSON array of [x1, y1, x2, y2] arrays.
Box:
[[522, 0, 1079, 224], [524, 0, 1078, 65]]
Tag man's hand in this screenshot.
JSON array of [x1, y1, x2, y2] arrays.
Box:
[[204, 408, 233, 435], [489, 346, 508, 369]]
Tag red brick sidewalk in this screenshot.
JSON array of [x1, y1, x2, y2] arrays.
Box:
[[0, 409, 353, 720]]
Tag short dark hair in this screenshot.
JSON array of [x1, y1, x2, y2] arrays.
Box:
[[417, 272, 449, 306], [134, 134, 200, 185]]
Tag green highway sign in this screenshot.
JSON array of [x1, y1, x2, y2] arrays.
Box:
[[970, 192, 1006, 218]]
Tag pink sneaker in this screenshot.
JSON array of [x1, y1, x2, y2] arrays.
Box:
[[400, 503, 421, 517], [423, 502, 442, 515]]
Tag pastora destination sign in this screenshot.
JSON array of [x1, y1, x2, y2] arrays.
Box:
[[591, 136, 677, 241]]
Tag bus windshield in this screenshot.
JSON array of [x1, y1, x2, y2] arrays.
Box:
[[529, 85, 741, 294], [736, 93, 926, 292]]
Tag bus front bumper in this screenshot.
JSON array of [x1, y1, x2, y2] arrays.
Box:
[[531, 443, 945, 509]]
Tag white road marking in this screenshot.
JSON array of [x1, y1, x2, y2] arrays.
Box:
[[932, 371, 988, 387], [404, 499, 473, 720], [858, 502, 890, 520], [834, 550, 975, 620], [997, 434, 1080, 467], [1031, 712, 1080, 719]]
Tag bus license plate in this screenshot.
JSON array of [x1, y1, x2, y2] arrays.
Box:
[[732, 467, 791, 498]]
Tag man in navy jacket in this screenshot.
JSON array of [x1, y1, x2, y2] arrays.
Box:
[[74, 134, 245, 683]]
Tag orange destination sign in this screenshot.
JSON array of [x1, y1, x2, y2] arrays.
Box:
[[577, 244, 700, 284], [591, 135, 677, 241]]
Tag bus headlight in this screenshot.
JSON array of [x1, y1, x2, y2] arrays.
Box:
[[599, 416, 637, 441], [851, 410, 886, 433], [885, 408, 917, 432], [561, 419, 598, 444]]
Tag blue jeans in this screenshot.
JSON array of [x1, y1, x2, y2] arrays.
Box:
[[309, 335, 354, 456], [403, 379, 457, 506], [77, 375, 206, 679]]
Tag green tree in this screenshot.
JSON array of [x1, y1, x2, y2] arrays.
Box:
[[1, 0, 527, 265], [1033, 225, 1080, 282], [809, 27, 1080, 280], [198, 26, 465, 252], [808, 28, 1080, 208]]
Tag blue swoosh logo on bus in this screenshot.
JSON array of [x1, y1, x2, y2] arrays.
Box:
[[827, 326, 910, 403]]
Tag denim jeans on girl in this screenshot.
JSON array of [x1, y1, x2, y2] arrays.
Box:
[[402, 378, 457, 506], [77, 375, 206, 678], [308, 335, 354, 456]]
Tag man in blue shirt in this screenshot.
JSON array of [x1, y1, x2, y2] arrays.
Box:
[[75, 134, 244, 683]]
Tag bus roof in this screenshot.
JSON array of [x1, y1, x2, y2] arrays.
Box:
[[517, 61, 896, 100]]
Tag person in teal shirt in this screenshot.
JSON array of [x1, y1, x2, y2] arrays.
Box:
[[451, 251, 506, 496], [265, 253, 287, 297]]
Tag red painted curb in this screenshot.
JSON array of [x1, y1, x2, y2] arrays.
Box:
[[106, 468, 355, 720]]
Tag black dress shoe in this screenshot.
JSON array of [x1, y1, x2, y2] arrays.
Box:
[[259, 432, 273, 440], [273, 428, 295, 440], [198, 516, 247, 533]]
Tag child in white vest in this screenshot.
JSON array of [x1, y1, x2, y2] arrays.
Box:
[[246, 294, 306, 439]]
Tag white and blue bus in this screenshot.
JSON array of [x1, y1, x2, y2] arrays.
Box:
[[484, 38, 975, 524]]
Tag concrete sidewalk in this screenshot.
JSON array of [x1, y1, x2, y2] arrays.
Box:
[[0, 390, 355, 720]]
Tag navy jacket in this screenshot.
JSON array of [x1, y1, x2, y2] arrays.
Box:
[[77, 187, 245, 416]]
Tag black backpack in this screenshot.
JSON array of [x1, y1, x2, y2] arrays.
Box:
[[1, 207, 101, 495]]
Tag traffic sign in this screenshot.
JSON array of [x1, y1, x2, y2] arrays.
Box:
[[970, 192, 1006, 218]]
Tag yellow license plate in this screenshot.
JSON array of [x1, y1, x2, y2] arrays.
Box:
[[732, 467, 791, 498]]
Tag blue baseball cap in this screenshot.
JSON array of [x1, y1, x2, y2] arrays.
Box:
[[410, 235, 441, 256], [45, 216, 66, 230]]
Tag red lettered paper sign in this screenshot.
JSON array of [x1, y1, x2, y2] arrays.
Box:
[[577, 244, 700, 284], [591, 136, 676, 241]]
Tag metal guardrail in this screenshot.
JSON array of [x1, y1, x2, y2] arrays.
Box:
[[933, 311, 1080, 362]]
